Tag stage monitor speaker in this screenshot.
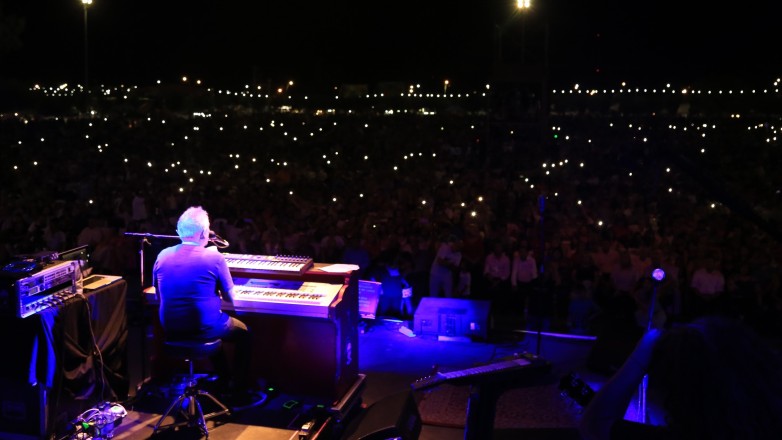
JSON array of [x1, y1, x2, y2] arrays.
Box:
[[413, 297, 491, 339], [340, 389, 421, 440]]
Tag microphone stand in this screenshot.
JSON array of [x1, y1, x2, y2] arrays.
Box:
[[637, 269, 664, 423], [536, 194, 545, 356], [123, 232, 179, 287], [122, 232, 179, 386]]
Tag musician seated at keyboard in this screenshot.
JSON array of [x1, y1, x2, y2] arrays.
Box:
[[153, 206, 262, 406]]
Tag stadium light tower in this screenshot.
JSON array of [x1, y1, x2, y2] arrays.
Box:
[[82, 0, 93, 88], [517, 0, 531, 64]]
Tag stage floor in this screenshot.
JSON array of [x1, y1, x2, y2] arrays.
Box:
[[109, 317, 602, 440]]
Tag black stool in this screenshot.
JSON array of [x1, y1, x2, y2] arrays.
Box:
[[153, 339, 231, 438]]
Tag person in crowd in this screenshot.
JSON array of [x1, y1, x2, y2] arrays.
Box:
[[483, 241, 511, 298], [398, 252, 416, 319], [429, 234, 462, 297], [573, 250, 599, 296], [611, 251, 639, 298], [153, 206, 264, 409], [580, 316, 782, 440], [341, 234, 372, 278], [510, 242, 538, 316], [568, 282, 600, 334], [592, 240, 619, 278], [690, 255, 726, 316], [371, 254, 411, 319], [455, 259, 472, 297], [76, 217, 105, 251], [43, 218, 68, 252]]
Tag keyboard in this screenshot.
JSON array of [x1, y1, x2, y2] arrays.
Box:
[[223, 253, 313, 274], [231, 278, 343, 318]]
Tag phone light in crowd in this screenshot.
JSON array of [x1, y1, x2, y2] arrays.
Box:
[[651, 268, 666, 282]]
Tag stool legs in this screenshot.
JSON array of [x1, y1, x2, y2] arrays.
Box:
[[153, 358, 230, 438]]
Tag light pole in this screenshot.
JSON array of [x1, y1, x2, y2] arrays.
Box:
[[81, 0, 92, 88], [517, 0, 531, 64]]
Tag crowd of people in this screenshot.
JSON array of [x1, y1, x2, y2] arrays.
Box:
[[2, 84, 781, 344]]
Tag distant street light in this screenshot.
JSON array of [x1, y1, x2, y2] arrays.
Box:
[[517, 0, 531, 64], [81, 0, 93, 88]]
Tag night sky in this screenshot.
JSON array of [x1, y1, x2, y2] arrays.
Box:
[[2, 0, 781, 88]]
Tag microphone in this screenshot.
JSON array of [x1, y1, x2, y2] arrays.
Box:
[[651, 267, 666, 283], [208, 231, 230, 249]]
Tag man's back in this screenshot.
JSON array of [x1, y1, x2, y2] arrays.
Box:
[[154, 244, 234, 340]]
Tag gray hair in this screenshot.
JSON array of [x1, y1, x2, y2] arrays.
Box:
[[176, 206, 210, 239]]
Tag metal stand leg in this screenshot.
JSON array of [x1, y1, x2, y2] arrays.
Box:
[[152, 359, 231, 437], [464, 384, 501, 440]]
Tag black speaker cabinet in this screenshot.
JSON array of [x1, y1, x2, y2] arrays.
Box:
[[341, 390, 421, 440]]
